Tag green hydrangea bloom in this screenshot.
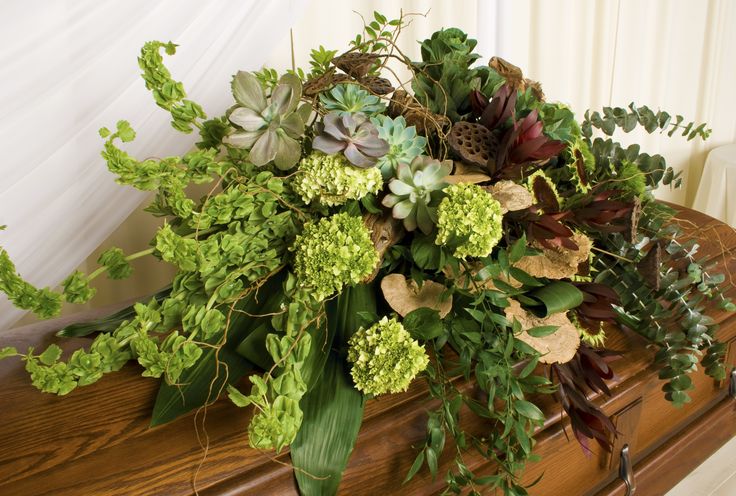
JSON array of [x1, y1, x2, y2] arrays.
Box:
[[371, 115, 427, 179], [347, 316, 429, 395], [435, 183, 504, 259], [319, 84, 386, 116], [293, 152, 382, 206], [292, 213, 378, 300]]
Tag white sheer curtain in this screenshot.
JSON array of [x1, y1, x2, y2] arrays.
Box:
[[0, 0, 308, 329], [477, 0, 736, 206]]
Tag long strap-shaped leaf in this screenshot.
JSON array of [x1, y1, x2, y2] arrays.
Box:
[[150, 272, 286, 426], [527, 280, 583, 317], [290, 283, 375, 496]]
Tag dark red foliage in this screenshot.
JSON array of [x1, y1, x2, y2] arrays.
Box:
[[497, 109, 566, 166], [469, 89, 489, 118], [574, 282, 620, 322], [477, 84, 517, 130], [514, 207, 578, 250], [571, 190, 636, 233], [551, 345, 621, 455]]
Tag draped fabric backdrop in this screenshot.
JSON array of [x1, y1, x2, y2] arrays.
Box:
[[0, 0, 309, 329], [3, 0, 735, 328]]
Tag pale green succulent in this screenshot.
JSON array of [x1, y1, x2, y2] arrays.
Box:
[[320, 83, 386, 116], [371, 115, 427, 179], [223, 71, 307, 170], [347, 316, 429, 396], [382, 156, 451, 235]]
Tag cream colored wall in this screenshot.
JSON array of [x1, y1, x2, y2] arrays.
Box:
[[23, 0, 734, 324]]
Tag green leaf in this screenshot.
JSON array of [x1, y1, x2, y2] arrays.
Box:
[[39, 344, 62, 365], [514, 399, 545, 421], [226, 384, 251, 407], [0, 346, 17, 360], [330, 283, 377, 347], [235, 322, 273, 370], [527, 281, 583, 317], [526, 325, 558, 337], [300, 314, 334, 392], [403, 307, 443, 340], [150, 273, 285, 426], [465, 307, 486, 322], [291, 284, 375, 496], [518, 356, 539, 379], [404, 450, 425, 483], [411, 234, 443, 270], [509, 235, 527, 263]]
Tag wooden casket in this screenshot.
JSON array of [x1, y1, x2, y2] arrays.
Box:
[[1, 205, 735, 496]]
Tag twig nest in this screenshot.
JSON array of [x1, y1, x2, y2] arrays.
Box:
[[514, 232, 592, 280], [381, 274, 452, 318], [388, 90, 450, 135], [485, 180, 533, 213], [361, 76, 394, 95], [504, 299, 580, 364], [448, 122, 498, 169], [332, 52, 379, 79]]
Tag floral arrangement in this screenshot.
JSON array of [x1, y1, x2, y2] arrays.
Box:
[[1, 11, 733, 495]]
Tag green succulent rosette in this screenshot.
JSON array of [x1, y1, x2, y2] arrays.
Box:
[[382, 156, 451, 235], [224, 71, 308, 169]]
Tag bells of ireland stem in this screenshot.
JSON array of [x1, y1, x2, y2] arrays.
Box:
[[382, 156, 451, 235], [224, 71, 308, 170], [312, 112, 389, 168]]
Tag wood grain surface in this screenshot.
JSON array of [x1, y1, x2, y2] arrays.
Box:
[[0, 205, 734, 496]]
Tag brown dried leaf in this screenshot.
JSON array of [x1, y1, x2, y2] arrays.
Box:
[[486, 180, 533, 213], [505, 299, 580, 364], [381, 274, 452, 318], [514, 232, 592, 280]]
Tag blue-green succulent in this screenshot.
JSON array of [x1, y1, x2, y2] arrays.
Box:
[[371, 115, 427, 179]]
